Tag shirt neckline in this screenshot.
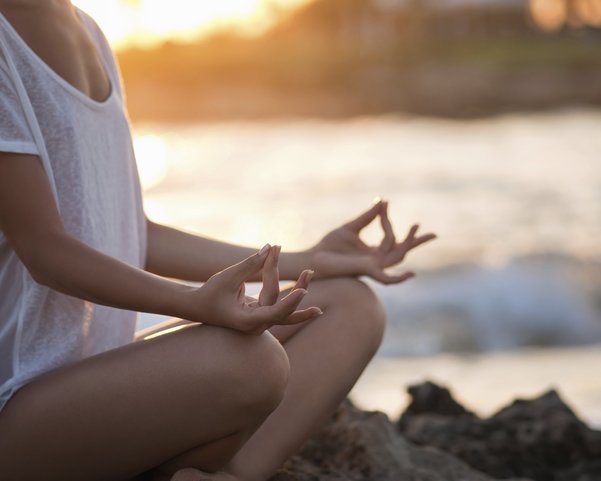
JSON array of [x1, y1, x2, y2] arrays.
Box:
[[0, 7, 115, 110]]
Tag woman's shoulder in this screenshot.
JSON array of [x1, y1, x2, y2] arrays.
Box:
[[74, 7, 112, 53], [74, 6, 125, 100]]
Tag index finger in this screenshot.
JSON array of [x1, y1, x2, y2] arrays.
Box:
[[222, 244, 270, 287], [258, 245, 281, 306], [344, 200, 383, 233], [379, 201, 396, 252]]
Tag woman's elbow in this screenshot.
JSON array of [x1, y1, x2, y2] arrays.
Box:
[[15, 229, 70, 288]]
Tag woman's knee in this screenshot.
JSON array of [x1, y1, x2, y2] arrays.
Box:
[[167, 324, 290, 415], [313, 277, 387, 350], [227, 328, 290, 414]]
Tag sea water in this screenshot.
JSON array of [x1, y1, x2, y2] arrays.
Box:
[[132, 109, 601, 424]]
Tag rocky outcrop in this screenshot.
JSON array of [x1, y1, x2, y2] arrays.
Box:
[[398, 382, 601, 481], [270, 381, 601, 481], [270, 397, 520, 481]]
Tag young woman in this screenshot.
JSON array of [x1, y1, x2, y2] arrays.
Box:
[[0, 1, 436, 480]]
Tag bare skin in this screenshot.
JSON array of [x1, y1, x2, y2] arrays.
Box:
[[0, 1, 437, 480]]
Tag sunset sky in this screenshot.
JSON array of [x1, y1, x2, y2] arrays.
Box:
[[72, 0, 308, 49], [70, 1, 600, 49]]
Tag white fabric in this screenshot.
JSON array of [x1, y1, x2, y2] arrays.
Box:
[[0, 7, 147, 412]]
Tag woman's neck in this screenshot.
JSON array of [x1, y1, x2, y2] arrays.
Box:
[[0, 0, 77, 25], [0, 0, 73, 11]]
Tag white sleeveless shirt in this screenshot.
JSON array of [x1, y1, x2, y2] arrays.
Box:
[[0, 8, 147, 412]]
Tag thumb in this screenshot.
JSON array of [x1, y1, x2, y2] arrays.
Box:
[[223, 244, 271, 287], [369, 266, 415, 285], [170, 468, 211, 481]]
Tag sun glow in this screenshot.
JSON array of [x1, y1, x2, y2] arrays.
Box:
[[529, 0, 601, 31], [133, 134, 170, 190], [72, 0, 307, 49]]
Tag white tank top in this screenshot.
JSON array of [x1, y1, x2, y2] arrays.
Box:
[[0, 7, 147, 412]]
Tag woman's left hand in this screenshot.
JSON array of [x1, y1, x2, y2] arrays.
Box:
[[306, 200, 437, 284]]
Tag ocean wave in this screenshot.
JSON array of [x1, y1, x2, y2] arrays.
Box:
[[373, 253, 601, 356]]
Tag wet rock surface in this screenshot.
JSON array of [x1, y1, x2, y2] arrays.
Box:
[[270, 381, 601, 481], [398, 382, 601, 481]]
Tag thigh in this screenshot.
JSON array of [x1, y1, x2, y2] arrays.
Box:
[[0, 323, 287, 481], [269, 277, 382, 344], [134, 317, 194, 341]]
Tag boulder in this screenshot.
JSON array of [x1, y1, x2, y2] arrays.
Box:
[[398, 382, 601, 481], [270, 397, 516, 481]]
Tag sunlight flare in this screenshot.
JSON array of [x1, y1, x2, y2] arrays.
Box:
[[133, 134, 169, 190], [73, 0, 308, 49]]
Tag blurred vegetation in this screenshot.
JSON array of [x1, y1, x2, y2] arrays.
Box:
[[117, 0, 601, 121]]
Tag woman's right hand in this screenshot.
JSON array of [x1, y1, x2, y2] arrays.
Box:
[[185, 244, 323, 335]]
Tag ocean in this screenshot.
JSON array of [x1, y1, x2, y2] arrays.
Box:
[[132, 109, 601, 425]]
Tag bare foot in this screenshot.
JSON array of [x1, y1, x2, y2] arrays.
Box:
[[170, 468, 240, 481]]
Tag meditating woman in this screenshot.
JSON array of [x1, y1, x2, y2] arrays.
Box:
[[0, 1, 436, 480]]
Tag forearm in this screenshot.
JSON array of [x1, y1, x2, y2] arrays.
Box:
[[30, 230, 195, 321], [145, 220, 312, 282]]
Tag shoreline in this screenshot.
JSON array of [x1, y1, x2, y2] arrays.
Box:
[[350, 344, 601, 428]]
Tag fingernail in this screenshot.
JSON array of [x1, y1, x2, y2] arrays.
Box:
[[306, 269, 315, 280], [259, 244, 270, 256], [295, 288, 308, 296]]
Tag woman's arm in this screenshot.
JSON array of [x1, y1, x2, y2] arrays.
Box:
[[146, 201, 437, 285], [0, 153, 317, 331], [0, 153, 197, 320], [145, 219, 311, 283]]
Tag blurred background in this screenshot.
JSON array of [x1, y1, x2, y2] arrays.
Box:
[[74, 0, 601, 423]]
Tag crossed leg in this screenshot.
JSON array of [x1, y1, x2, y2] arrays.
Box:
[[228, 277, 385, 480], [0, 324, 290, 481], [157, 277, 386, 481], [0, 277, 385, 481]]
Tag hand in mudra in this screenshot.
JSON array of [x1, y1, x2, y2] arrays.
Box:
[[308, 200, 437, 284], [195, 244, 322, 335]]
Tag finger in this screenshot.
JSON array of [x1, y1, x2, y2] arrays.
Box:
[[251, 288, 307, 324], [402, 224, 419, 246], [282, 307, 324, 325], [291, 269, 314, 291], [409, 233, 437, 250], [343, 200, 383, 233], [379, 201, 396, 252], [259, 245, 281, 306], [224, 244, 271, 287], [369, 267, 416, 285]]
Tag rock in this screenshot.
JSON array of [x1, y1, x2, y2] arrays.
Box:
[[269, 398, 509, 481], [398, 382, 601, 481], [402, 381, 476, 419], [268, 381, 601, 480]]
